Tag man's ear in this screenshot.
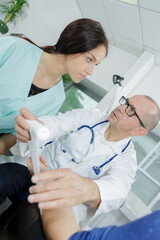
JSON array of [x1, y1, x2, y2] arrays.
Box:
[[130, 127, 148, 136]]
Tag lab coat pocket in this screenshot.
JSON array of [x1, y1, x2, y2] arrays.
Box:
[[87, 155, 112, 180]]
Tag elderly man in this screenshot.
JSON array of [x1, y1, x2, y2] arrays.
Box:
[[0, 95, 159, 228]]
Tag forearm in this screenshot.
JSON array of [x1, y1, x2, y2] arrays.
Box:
[[0, 134, 16, 154], [42, 208, 81, 240]]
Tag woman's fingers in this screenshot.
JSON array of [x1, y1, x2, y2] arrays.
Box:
[[27, 156, 48, 176], [15, 122, 30, 137], [15, 107, 36, 142], [15, 114, 30, 130], [19, 107, 36, 120], [15, 124, 30, 142], [27, 157, 34, 175], [15, 132, 29, 142], [40, 156, 48, 168]]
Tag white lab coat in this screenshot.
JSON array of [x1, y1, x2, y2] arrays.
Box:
[[1, 108, 137, 228]]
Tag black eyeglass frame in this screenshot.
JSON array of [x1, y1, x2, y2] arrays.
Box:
[[119, 96, 145, 129]]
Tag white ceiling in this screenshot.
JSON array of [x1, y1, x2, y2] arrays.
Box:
[[77, 0, 160, 65]]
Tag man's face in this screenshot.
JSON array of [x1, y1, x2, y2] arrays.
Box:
[[108, 95, 149, 134]]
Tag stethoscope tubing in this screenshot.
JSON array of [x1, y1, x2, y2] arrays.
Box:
[[42, 120, 131, 176], [77, 120, 108, 144], [92, 139, 131, 175]]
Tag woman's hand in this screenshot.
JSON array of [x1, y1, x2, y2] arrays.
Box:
[[27, 156, 48, 175], [15, 107, 43, 142]]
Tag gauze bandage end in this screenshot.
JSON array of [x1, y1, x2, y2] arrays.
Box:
[[27, 120, 50, 175], [27, 120, 50, 141]]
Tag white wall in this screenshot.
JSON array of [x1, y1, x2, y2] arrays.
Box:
[[129, 65, 160, 105], [87, 44, 137, 92], [77, 0, 160, 65], [0, 0, 82, 45]]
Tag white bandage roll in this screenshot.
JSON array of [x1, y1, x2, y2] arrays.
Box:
[[27, 120, 50, 141], [27, 119, 50, 215], [26, 120, 50, 175]]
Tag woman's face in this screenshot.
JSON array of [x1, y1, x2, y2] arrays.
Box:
[[65, 44, 107, 83]]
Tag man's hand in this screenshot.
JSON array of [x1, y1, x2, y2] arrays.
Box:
[[28, 168, 101, 210], [15, 107, 43, 142]]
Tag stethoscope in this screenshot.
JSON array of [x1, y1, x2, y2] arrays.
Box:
[[59, 120, 131, 176]]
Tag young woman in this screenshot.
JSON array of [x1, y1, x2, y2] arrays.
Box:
[[0, 18, 108, 153], [0, 19, 108, 228]]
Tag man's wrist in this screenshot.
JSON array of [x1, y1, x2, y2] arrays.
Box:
[[84, 178, 101, 209]]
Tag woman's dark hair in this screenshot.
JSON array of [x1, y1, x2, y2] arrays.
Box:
[[55, 18, 108, 55], [21, 18, 108, 56], [19, 36, 55, 54]]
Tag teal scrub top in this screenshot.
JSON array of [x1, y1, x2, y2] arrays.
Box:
[[0, 36, 65, 134]]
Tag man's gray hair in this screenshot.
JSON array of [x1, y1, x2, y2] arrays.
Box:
[[143, 96, 160, 131]]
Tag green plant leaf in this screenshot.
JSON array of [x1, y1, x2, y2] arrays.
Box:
[[0, 19, 8, 34], [0, 0, 29, 24]]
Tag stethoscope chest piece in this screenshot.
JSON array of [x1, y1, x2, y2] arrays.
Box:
[[92, 166, 101, 175], [92, 139, 131, 176]]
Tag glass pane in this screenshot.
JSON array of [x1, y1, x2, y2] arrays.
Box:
[[132, 132, 159, 165], [146, 156, 160, 183], [132, 171, 160, 205], [62, 74, 72, 88], [59, 85, 98, 113], [151, 199, 160, 212]]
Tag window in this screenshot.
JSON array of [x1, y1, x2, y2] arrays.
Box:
[[132, 133, 160, 210], [59, 76, 105, 113]]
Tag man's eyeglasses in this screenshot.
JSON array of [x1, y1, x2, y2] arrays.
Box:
[[119, 96, 145, 128]]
